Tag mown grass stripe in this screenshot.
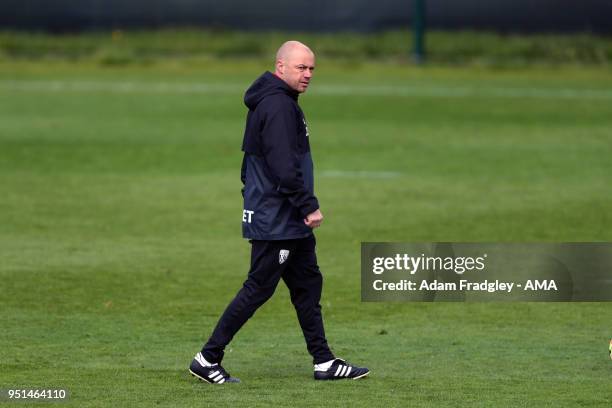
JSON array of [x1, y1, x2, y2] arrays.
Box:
[[2, 80, 612, 99]]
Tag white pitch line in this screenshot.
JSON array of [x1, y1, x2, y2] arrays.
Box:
[[315, 85, 612, 99], [0, 80, 244, 94], [1, 79, 612, 99]]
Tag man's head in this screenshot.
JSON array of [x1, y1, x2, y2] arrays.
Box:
[[274, 41, 315, 93]]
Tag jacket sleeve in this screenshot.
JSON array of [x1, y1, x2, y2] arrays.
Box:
[[260, 99, 319, 217]]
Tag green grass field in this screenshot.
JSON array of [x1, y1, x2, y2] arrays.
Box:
[[1, 59, 611, 407]]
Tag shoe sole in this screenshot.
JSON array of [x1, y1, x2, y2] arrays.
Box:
[[352, 371, 370, 380], [189, 369, 215, 384], [190, 369, 240, 384], [314, 370, 370, 381]]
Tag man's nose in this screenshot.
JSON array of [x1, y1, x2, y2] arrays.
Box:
[[304, 69, 313, 79]]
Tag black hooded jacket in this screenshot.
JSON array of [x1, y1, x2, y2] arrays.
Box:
[[240, 71, 319, 240]]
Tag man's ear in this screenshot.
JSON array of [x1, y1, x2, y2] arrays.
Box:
[[276, 59, 284, 75]]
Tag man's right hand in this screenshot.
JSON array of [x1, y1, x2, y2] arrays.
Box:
[[304, 209, 323, 229]]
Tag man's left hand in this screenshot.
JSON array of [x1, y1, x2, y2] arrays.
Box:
[[304, 209, 323, 229]]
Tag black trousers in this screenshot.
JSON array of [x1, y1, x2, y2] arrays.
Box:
[[201, 235, 335, 365]]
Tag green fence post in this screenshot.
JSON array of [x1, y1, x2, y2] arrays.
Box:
[[413, 0, 426, 63]]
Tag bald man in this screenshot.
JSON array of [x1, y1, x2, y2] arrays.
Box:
[[189, 41, 369, 384]]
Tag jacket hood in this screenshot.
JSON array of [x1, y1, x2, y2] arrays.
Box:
[[244, 71, 298, 110]]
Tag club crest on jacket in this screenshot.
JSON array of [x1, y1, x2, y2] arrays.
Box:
[[279, 249, 290, 264]]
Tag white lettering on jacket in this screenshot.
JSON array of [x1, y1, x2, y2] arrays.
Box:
[[242, 209, 254, 223]]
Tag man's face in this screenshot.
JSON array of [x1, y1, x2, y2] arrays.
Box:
[[277, 49, 315, 93]]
